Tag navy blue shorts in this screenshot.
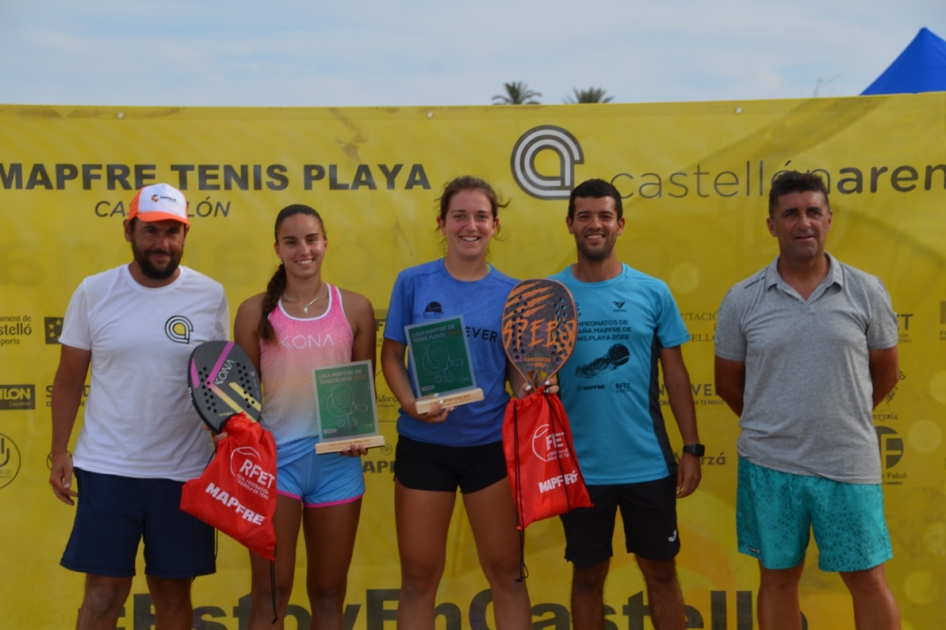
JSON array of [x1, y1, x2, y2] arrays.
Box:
[[60, 468, 215, 578]]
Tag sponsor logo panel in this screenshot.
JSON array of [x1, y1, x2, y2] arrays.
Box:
[[897, 313, 912, 344], [875, 426, 906, 485], [45, 316, 63, 344], [0, 314, 33, 347], [510, 126, 585, 200], [0, 384, 35, 410], [0, 434, 21, 489]]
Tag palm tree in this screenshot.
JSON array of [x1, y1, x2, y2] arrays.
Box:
[[564, 87, 613, 104], [492, 82, 542, 105]]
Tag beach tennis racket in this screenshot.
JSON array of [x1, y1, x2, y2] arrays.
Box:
[[502, 279, 578, 389], [188, 341, 262, 433]]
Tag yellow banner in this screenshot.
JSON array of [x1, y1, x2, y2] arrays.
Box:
[[1, 94, 944, 628]]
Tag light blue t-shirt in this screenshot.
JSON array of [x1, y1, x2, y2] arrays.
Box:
[[551, 264, 690, 485], [386, 259, 517, 446]]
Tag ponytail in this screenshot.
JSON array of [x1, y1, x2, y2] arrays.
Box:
[[258, 264, 287, 344]]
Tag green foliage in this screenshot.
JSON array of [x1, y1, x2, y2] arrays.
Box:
[[564, 87, 613, 104], [492, 81, 542, 105]]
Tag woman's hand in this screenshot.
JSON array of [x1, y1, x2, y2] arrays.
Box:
[[406, 398, 451, 424], [338, 444, 368, 457], [517, 379, 560, 398]]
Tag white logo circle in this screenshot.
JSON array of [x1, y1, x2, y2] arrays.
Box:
[[164, 315, 193, 344], [230, 445, 261, 476], [511, 125, 585, 199], [531, 423, 553, 462]]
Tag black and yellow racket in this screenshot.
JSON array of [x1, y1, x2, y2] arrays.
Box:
[[188, 341, 262, 432]]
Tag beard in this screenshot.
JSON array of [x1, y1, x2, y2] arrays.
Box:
[[131, 242, 182, 280], [576, 234, 615, 262]]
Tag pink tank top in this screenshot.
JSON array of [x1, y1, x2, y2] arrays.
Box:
[[259, 284, 354, 447]]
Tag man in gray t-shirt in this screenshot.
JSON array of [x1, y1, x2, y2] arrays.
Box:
[[714, 171, 900, 630]]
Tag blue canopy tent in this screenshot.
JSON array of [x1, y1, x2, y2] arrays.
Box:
[[862, 27, 946, 94]]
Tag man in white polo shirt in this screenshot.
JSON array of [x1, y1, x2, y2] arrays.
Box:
[[49, 183, 229, 630], [714, 170, 900, 630]]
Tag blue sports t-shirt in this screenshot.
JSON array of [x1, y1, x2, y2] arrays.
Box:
[[386, 259, 517, 446], [551, 264, 690, 485]]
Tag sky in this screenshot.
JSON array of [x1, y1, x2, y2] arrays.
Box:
[[1, 1, 944, 108]]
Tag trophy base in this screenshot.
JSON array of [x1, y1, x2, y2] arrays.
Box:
[[315, 435, 386, 454], [415, 388, 485, 414]]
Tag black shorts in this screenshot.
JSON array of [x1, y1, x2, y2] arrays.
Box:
[[395, 435, 507, 494], [560, 475, 679, 568]]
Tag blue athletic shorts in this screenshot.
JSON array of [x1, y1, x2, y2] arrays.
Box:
[[560, 475, 680, 568], [277, 446, 365, 507], [60, 468, 215, 579], [737, 457, 892, 572]]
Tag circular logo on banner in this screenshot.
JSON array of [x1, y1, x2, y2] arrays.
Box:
[[511, 125, 585, 200], [0, 433, 22, 489]]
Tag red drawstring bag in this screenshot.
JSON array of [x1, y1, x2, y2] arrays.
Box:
[[503, 388, 592, 531], [180, 412, 277, 561]]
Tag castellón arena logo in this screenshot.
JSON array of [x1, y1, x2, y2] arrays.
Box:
[[511, 126, 584, 200]]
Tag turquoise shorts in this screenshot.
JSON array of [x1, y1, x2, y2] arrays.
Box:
[[277, 445, 365, 508], [737, 457, 892, 572]]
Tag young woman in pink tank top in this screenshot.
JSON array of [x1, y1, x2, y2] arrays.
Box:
[[233, 205, 376, 629]]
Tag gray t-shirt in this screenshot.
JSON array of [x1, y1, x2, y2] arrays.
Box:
[[714, 254, 898, 484]]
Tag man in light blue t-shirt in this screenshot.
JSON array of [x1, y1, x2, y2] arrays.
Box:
[[554, 178, 702, 630]]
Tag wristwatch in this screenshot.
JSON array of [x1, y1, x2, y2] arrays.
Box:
[[682, 443, 705, 457]]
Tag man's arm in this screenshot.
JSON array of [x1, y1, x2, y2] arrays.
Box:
[[49, 344, 91, 505], [869, 346, 899, 409], [714, 356, 746, 417], [659, 345, 701, 498]]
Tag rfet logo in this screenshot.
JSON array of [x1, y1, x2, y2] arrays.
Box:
[[511, 125, 585, 200], [532, 423, 567, 462], [230, 446, 275, 495]]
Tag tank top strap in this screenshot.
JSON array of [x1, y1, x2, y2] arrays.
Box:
[[328, 283, 345, 319]]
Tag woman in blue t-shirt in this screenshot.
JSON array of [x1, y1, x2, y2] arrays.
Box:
[[381, 176, 532, 629]]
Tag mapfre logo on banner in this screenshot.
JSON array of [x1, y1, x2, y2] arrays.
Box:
[[230, 446, 275, 499], [511, 125, 584, 199]]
